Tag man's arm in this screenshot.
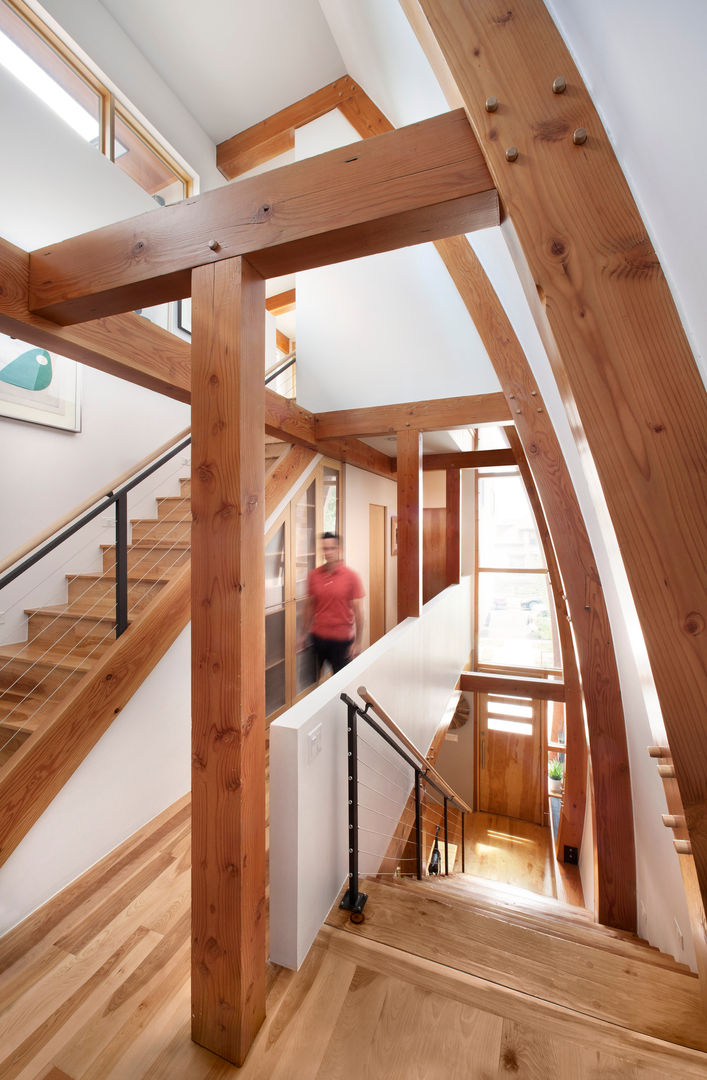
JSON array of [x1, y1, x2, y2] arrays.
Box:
[[351, 597, 365, 658]]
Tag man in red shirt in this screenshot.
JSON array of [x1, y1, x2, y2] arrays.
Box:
[[300, 532, 365, 675]]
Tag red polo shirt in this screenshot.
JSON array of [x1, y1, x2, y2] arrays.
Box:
[[308, 563, 365, 641]]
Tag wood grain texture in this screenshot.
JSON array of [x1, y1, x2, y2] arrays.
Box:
[[315, 391, 511, 438], [422, 507, 446, 603], [0, 237, 190, 402], [274, 328, 291, 355], [421, 448, 516, 470], [507, 428, 587, 863], [0, 566, 190, 868], [396, 428, 422, 621], [264, 445, 316, 519], [411, 0, 706, 929], [265, 289, 295, 315], [29, 111, 498, 324], [216, 76, 360, 179], [461, 671, 565, 702], [190, 257, 266, 1064], [445, 468, 461, 586]]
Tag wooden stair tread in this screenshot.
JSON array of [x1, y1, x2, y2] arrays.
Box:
[[391, 876, 693, 973], [326, 878, 706, 1051], [24, 603, 117, 622], [0, 641, 103, 671], [67, 572, 169, 586], [100, 540, 190, 552]]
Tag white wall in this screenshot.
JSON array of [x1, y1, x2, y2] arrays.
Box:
[[343, 464, 398, 645], [0, 624, 191, 936], [270, 578, 472, 969]]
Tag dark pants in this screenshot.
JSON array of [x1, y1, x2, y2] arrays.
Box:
[[311, 635, 354, 675]]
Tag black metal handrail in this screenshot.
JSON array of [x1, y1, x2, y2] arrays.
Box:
[[340, 691, 466, 921], [264, 353, 295, 386], [0, 435, 191, 639]]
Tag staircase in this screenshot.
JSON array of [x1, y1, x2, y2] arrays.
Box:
[[0, 437, 290, 770], [327, 873, 705, 1052]]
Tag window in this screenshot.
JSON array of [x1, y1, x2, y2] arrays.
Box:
[[476, 470, 561, 672], [0, 0, 191, 203]]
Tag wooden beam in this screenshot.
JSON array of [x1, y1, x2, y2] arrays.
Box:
[[191, 257, 266, 1064], [315, 392, 511, 439], [275, 328, 291, 354], [0, 237, 190, 402], [420, 448, 516, 470], [0, 566, 190, 868], [265, 288, 296, 316], [445, 468, 461, 586], [29, 110, 498, 325], [216, 76, 361, 180], [460, 671, 565, 702], [410, 0, 707, 925], [265, 445, 316, 519], [397, 428, 422, 621]]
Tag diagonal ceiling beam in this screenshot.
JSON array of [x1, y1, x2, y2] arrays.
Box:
[[28, 110, 498, 325], [314, 392, 510, 439], [265, 289, 296, 316]]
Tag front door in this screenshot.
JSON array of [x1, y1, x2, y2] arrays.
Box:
[[478, 692, 543, 824], [368, 504, 386, 645]]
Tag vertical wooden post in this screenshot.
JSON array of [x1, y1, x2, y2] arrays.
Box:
[[445, 468, 461, 587], [397, 428, 422, 621], [191, 256, 266, 1065]]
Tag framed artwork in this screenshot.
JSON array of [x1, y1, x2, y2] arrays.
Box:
[[0, 335, 81, 431], [176, 297, 192, 335], [390, 515, 398, 556]]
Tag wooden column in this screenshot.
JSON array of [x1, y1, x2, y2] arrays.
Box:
[[397, 428, 423, 620], [191, 256, 266, 1065], [445, 468, 461, 586]]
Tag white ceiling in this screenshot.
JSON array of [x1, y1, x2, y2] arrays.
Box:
[[96, 0, 346, 143]]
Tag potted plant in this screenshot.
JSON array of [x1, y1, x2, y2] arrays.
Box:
[[548, 758, 564, 795]]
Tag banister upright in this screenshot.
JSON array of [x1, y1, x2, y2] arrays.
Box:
[[339, 697, 367, 918]]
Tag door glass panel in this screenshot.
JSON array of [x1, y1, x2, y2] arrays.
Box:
[[265, 607, 286, 716], [265, 524, 285, 609], [296, 598, 317, 694], [322, 467, 340, 535], [295, 480, 316, 600], [478, 571, 559, 669]]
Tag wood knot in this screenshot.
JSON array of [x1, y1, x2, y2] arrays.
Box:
[[254, 203, 272, 223], [501, 1047, 519, 1072], [533, 117, 570, 142], [649, 421, 665, 434], [132, 240, 145, 256], [550, 239, 566, 257], [492, 11, 513, 26], [683, 611, 704, 636]]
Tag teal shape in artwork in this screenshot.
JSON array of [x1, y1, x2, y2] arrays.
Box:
[[0, 348, 53, 391]]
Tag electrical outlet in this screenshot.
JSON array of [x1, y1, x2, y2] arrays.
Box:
[[308, 724, 322, 762], [563, 845, 578, 865]]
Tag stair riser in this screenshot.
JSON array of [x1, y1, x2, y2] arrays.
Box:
[[26, 611, 116, 649], [155, 496, 192, 519], [130, 519, 191, 542], [102, 546, 189, 576], [0, 660, 84, 699], [66, 578, 167, 607], [179, 478, 190, 497]]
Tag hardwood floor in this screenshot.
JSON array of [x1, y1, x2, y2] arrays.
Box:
[[463, 811, 557, 898], [0, 796, 704, 1079]]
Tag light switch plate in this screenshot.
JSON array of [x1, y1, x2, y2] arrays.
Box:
[[308, 723, 322, 761]]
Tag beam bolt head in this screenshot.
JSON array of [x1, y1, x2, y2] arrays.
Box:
[[485, 96, 498, 112], [208, 239, 221, 251], [552, 76, 567, 94], [505, 146, 519, 162], [572, 128, 588, 145]]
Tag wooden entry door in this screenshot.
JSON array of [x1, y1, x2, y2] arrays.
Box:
[[478, 693, 543, 825], [369, 504, 386, 645]]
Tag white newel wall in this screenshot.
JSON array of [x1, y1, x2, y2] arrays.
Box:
[[270, 578, 472, 970]]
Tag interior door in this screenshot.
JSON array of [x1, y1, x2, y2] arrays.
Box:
[[423, 507, 446, 603], [478, 693, 543, 824], [368, 504, 386, 645]]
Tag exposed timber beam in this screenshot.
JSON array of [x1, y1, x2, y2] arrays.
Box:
[[275, 328, 292, 354], [445, 469, 461, 587], [29, 110, 498, 325], [419, 448, 516, 470], [265, 288, 296, 316], [460, 671, 565, 703], [409, 0, 707, 928], [314, 393, 510, 439], [191, 256, 266, 1063], [0, 237, 190, 403]]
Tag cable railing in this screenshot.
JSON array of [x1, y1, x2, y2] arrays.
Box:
[[340, 687, 471, 922], [0, 430, 192, 759], [265, 352, 296, 399]]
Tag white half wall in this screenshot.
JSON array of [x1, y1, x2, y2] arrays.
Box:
[[270, 577, 472, 970], [0, 625, 191, 936]]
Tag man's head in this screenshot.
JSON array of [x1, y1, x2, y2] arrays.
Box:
[[322, 532, 341, 568]]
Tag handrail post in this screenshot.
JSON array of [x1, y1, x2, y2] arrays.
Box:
[[443, 795, 449, 876], [339, 697, 367, 918], [415, 770, 423, 880], [115, 491, 128, 638], [461, 811, 466, 873]]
